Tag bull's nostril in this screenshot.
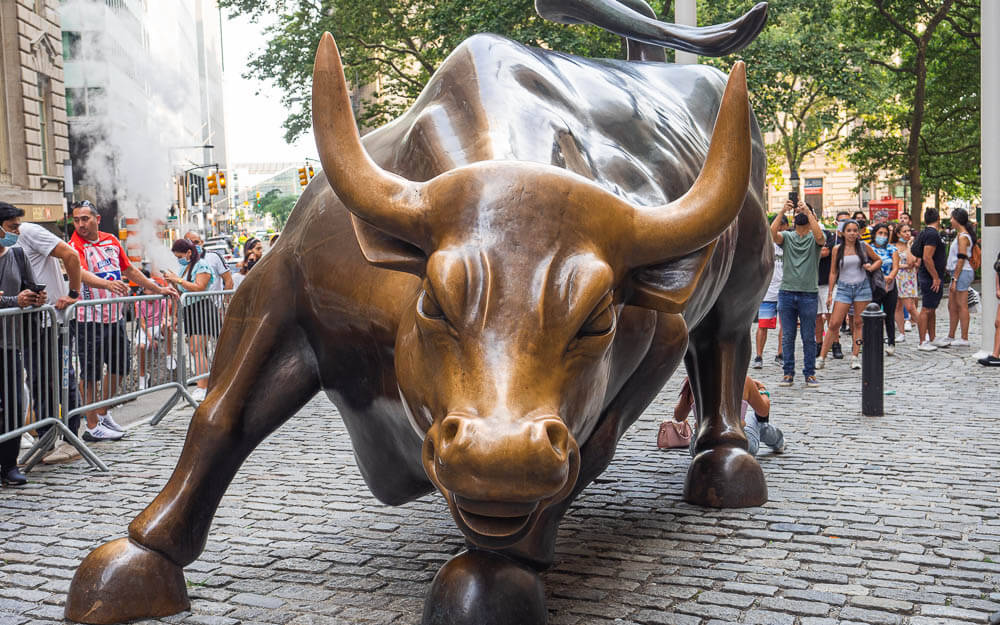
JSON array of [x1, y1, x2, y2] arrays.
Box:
[[543, 420, 570, 459], [440, 416, 461, 446]]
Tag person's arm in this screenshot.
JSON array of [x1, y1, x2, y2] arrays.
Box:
[[923, 241, 940, 291], [801, 201, 824, 244], [220, 268, 233, 290], [80, 269, 130, 296], [49, 241, 83, 308], [887, 249, 900, 282], [995, 271, 999, 300], [770, 201, 792, 245], [164, 267, 211, 293], [743, 377, 770, 418], [827, 245, 840, 289], [820, 241, 831, 259], [862, 243, 882, 273], [125, 264, 178, 297]]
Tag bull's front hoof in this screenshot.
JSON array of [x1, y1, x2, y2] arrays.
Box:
[[683, 446, 767, 508], [65, 537, 190, 624], [422, 549, 547, 625]]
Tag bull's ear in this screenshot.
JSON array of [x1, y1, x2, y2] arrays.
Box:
[[350, 215, 427, 275], [626, 243, 715, 314]]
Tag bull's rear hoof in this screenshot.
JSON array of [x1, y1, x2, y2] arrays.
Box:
[[65, 537, 190, 624], [683, 446, 767, 508], [422, 549, 547, 625]]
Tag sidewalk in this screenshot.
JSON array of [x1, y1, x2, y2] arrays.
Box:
[[1, 314, 998, 625]]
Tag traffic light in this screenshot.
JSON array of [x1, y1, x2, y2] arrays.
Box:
[[307, 165, 315, 180], [255, 191, 261, 208], [207, 172, 219, 196], [298, 166, 308, 187], [218, 171, 226, 190]]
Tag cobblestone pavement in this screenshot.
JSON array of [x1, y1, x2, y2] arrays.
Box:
[[2, 314, 999, 625]]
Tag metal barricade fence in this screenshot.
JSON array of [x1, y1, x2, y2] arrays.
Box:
[[57, 295, 199, 448], [0, 305, 106, 472], [149, 289, 235, 426]]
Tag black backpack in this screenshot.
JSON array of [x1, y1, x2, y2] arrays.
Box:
[[910, 228, 927, 262]]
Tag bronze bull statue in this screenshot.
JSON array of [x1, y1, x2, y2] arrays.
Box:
[[66, 2, 772, 623]]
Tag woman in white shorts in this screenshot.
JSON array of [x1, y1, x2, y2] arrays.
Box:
[[943, 208, 977, 347]]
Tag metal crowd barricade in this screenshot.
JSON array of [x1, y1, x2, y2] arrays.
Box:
[[59, 295, 198, 439], [0, 305, 106, 472], [149, 289, 235, 426]]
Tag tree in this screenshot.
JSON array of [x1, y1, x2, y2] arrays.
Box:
[[218, 0, 620, 141], [697, 0, 872, 208], [257, 189, 297, 230], [840, 0, 980, 220]]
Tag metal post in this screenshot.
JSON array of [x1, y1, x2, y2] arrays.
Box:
[[977, 0, 1000, 361], [861, 303, 885, 416]]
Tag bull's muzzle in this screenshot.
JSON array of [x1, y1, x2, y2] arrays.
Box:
[[423, 414, 581, 548]]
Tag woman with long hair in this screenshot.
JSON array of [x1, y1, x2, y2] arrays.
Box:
[[943, 208, 977, 346], [162, 238, 216, 401], [869, 223, 900, 355], [890, 223, 920, 343], [817, 220, 881, 370], [233, 237, 263, 288]]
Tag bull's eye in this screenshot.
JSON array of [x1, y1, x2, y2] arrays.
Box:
[[418, 289, 446, 321], [578, 293, 614, 338]]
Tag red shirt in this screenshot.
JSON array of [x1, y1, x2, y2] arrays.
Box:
[[71, 231, 131, 322]]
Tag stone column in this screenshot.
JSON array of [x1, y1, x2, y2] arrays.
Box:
[[674, 0, 697, 65], [977, 0, 999, 360]]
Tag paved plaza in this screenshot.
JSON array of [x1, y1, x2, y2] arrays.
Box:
[[1, 314, 999, 625]]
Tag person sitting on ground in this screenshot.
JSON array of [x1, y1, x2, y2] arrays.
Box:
[[979, 252, 1000, 367], [667, 376, 785, 457]]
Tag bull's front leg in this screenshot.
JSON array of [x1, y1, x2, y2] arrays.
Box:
[[682, 313, 767, 507]]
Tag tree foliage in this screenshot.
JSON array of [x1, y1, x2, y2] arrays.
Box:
[[257, 189, 297, 230], [697, 0, 872, 201], [218, 0, 620, 141], [839, 0, 980, 216]]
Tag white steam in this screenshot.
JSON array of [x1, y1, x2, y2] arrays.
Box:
[[64, 0, 208, 272]]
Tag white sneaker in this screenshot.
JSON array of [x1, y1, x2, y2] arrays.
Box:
[[815, 357, 825, 370], [190, 387, 207, 402], [885, 345, 895, 356], [904, 320, 912, 331], [950, 338, 970, 347], [918, 341, 938, 352], [19, 432, 36, 450], [138, 374, 149, 391], [895, 333, 906, 343], [167, 355, 177, 370], [82, 423, 124, 442], [100, 412, 125, 433], [932, 337, 952, 347], [850, 356, 861, 370]]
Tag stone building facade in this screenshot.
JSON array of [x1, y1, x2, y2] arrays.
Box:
[[0, 0, 69, 225]]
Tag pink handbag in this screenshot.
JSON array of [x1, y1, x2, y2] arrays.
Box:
[[657, 419, 692, 449]]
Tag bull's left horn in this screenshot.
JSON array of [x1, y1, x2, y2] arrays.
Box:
[[629, 61, 751, 266], [312, 32, 431, 248]]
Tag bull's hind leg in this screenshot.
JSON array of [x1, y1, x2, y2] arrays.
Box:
[[66, 282, 321, 624], [683, 308, 767, 507]]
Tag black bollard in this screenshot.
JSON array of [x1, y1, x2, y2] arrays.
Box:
[[861, 302, 885, 416]]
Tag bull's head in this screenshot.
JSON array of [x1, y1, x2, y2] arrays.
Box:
[[313, 34, 750, 548]]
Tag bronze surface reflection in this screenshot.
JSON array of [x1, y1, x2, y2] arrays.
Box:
[[67, 2, 772, 623]]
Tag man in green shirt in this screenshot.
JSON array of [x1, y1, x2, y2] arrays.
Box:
[[771, 199, 825, 387]]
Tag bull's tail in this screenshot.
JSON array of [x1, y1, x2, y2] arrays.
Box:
[[534, 0, 767, 62]]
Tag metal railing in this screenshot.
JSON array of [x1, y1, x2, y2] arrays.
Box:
[[0, 305, 106, 472]]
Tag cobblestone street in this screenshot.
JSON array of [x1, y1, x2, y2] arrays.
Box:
[[2, 315, 999, 625]]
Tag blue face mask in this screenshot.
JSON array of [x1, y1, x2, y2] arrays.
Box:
[[0, 226, 18, 247], [875, 235, 888, 246], [196, 245, 203, 255], [178, 257, 190, 267]]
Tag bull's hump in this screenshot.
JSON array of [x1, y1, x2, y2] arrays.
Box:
[[365, 33, 730, 208]]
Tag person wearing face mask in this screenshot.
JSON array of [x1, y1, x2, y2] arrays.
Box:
[[890, 224, 920, 343], [0, 203, 47, 485], [852, 211, 872, 243], [233, 237, 262, 288], [869, 223, 900, 355], [162, 239, 216, 401], [184, 231, 233, 290], [771, 199, 826, 388]]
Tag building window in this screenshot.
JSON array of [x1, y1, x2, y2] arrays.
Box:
[[62, 31, 81, 60], [860, 185, 871, 209], [38, 76, 56, 176], [65, 86, 105, 117]]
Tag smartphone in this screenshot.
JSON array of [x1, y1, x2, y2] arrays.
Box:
[[788, 191, 798, 203], [29, 283, 46, 293]]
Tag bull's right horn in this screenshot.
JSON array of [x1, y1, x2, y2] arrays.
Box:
[[628, 61, 751, 267], [312, 33, 431, 248]]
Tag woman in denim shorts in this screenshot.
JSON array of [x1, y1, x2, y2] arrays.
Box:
[[817, 220, 881, 370], [943, 208, 977, 347]]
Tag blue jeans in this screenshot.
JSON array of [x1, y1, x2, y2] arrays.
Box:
[[778, 290, 818, 378]]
